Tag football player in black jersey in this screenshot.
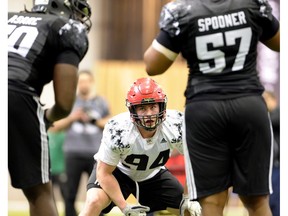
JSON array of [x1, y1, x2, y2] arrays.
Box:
[[144, 0, 280, 216], [8, 0, 91, 215]]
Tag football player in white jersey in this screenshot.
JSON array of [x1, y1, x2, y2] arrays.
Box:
[[79, 78, 201, 216]]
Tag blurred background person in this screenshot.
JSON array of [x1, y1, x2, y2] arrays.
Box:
[[257, 0, 280, 102], [263, 90, 280, 216], [257, 1, 280, 215], [54, 70, 111, 216], [48, 120, 68, 209]]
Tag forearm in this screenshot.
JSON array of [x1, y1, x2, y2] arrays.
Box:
[[48, 116, 74, 132], [45, 104, 72, 123], [183, 180, 189, 195], [144, 45, 174, 76], [94, 115, 111, 129], [98, 173, 127, 211]]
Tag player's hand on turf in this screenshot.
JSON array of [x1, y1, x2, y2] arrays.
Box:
[[180, 194, 201, 216], [122, 204, 150, 216]]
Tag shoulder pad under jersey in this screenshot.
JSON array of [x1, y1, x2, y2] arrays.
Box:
[[105, 114, 132, 154], [58, 19, 89, 60], [165, 110, 183, 136], [166, 110, 184, 122], [159, 0, 191, 37], [254, 0, 273, 20]]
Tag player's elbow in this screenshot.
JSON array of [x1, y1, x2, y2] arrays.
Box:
[[144, 56, 165, 76], [263, 29, 280, 52], [145, 65, 159, 76], [144, 50, 174, 76], [55, 94, 76, 117]]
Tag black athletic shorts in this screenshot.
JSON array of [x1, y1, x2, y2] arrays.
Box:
[[184, 95, 273, 199], [87, 163, 183, 213], [8, 90, 50, 189]]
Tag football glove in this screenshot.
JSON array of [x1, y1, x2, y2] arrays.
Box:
[[180, 194, 201, 216], [122, 204, 150, 216]]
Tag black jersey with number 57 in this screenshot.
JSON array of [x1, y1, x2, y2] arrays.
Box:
[[157, 0, 279, 103], [8, 12, 89, 96]]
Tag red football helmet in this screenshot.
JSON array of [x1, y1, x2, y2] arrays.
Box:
[[126, 78, 167, 131]]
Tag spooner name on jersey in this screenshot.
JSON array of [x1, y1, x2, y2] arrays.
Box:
[[198, 11, 247, 32]]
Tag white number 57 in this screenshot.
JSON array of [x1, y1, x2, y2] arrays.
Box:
[[196, 27, 252, 74]]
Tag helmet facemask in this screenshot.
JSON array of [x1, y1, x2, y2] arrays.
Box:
[[31, 0, 92, 32], [129, 102, 166, 131], [69, 0, 92, 31]]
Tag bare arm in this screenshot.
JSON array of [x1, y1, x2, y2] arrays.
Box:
[[45, 63, 79, 122], [48, 118, 69, 133], [96, 160, 127, 211], [143, 45, 174, 76], [262, 28, 280, 52], [95, 115, 111, 129]]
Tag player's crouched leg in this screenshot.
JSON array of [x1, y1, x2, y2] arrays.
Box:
[[79, 188, 110, 216]]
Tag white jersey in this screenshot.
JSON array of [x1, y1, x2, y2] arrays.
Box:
[[94, 110, 183, 182]]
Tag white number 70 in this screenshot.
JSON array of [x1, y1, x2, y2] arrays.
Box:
[[8, 24, 39, 58]]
